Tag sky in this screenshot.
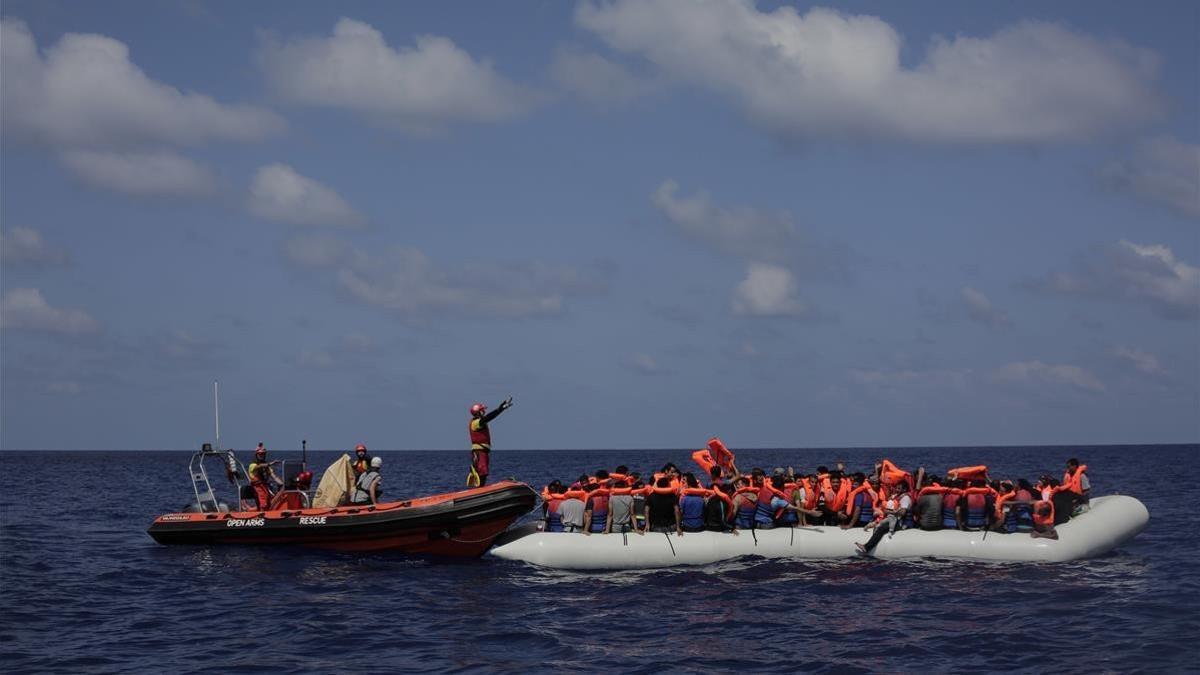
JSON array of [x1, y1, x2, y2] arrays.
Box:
[[1, 0, 1197, 451]]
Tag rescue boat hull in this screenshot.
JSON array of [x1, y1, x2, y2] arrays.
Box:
[[148, 481, 538, 557], [489, 494, 1149, 569]]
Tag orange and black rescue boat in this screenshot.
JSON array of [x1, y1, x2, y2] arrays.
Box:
[[147, 445, 537, 557]]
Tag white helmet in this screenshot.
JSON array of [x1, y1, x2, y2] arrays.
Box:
[[370, 456, 383, 470]]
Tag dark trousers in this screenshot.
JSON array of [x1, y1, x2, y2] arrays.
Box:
[[863, 516, 899, 552]]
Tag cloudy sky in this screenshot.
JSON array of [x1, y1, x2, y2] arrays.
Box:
[[2, 0, 1197, 451]]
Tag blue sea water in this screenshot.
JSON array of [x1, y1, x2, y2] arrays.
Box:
[[1, 445, 1198, 673]]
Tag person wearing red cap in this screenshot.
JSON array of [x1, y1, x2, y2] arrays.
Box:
[[467, 396, 513, 487], [351, 443, 371, 477]]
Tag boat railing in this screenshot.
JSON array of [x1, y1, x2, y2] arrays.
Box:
[[189, 443, 246, 513]]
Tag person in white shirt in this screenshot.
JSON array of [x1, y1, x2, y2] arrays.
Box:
[[557, 493, 587, 533], [856, 482, 913, 556]]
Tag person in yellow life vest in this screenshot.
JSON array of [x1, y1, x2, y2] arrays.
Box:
[[351, 443, 371, 476], [467, 396, 513, 487], [246, 443, 281, 509]]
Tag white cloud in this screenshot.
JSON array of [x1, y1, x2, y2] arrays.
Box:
[[249, 164, 365, 227], [0, 288, 100, 335], [1030, 240, 1200, 320], [993, 360, 1105, 393], [733, 262, 807, 316], [60, 150, 219, 197], [283, 235, 350, 266], [1113, 346, 1167, 377], [626, 352, 668, 376], [1, 18, 283, 149], [652, 179, 795, 262], [549, 47, 651, 105], [298, 350, 335, 369], [576, 1, 1163, 143], [1102, 136, 1200, 218], [284, 235, 605, 319], [0, 227, 67, 265], [257, 18, 535, 133], [960, 286, 1012, 328]]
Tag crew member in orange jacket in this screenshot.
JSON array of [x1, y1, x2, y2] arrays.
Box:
[[246, 443, 281, 510], [467, 396, 513, 487], [351, 443, 371, 476]]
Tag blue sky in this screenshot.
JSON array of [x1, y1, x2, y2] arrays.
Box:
[[2, 0, 1197, 451]]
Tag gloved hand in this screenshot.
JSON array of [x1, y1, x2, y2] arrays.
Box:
[[500, 396, 514, 410]]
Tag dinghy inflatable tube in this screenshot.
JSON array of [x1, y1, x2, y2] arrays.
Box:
[[489, 495, 1148, 570]]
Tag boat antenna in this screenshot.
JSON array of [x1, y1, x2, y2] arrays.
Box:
[[302, 438, 308, 469], [213, 380, 221, 452]]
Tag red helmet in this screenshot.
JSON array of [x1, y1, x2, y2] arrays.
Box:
[[355, 443, 367, 452], [470, 403, 486, 416]]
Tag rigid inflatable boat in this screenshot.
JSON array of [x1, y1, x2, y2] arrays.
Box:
[[148, 445, 537, 556], [489, 494, 1149, 569]]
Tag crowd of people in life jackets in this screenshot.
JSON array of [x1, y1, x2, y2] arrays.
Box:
[[539, 439, 1092, 555]]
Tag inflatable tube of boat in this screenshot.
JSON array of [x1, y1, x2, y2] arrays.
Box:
[[488, 495, 1148, 570]]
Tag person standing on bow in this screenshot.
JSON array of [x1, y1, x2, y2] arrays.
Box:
[[467, 396, 513, 487]]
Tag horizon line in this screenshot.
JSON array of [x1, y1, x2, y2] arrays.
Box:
[[1, 442, 1196, 453]]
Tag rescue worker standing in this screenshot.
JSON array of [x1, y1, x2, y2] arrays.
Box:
[[247, 443, 281, 510], [467, 396, 514, 487], [351, 443, 371, 476]]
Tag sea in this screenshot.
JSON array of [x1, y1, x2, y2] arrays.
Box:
[[1, 445, 1197, 673]]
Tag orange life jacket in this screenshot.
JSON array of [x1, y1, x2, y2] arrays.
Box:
[[706, 437, 736, 473], [800, 479, 819, 510], [917, 485, 953, 498], [1032, 500, 1055, 529], [691, 449, 717, 475], [844, 484, 878, 515], [994, 491, 1018, 519], [824, 485, 848, 512], [708, 489, 734, 515], [961, 485, 997, 498], [879, 459, 911, 486], [949, 465, 987, 481], [1062, 465, 1088, 495]]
